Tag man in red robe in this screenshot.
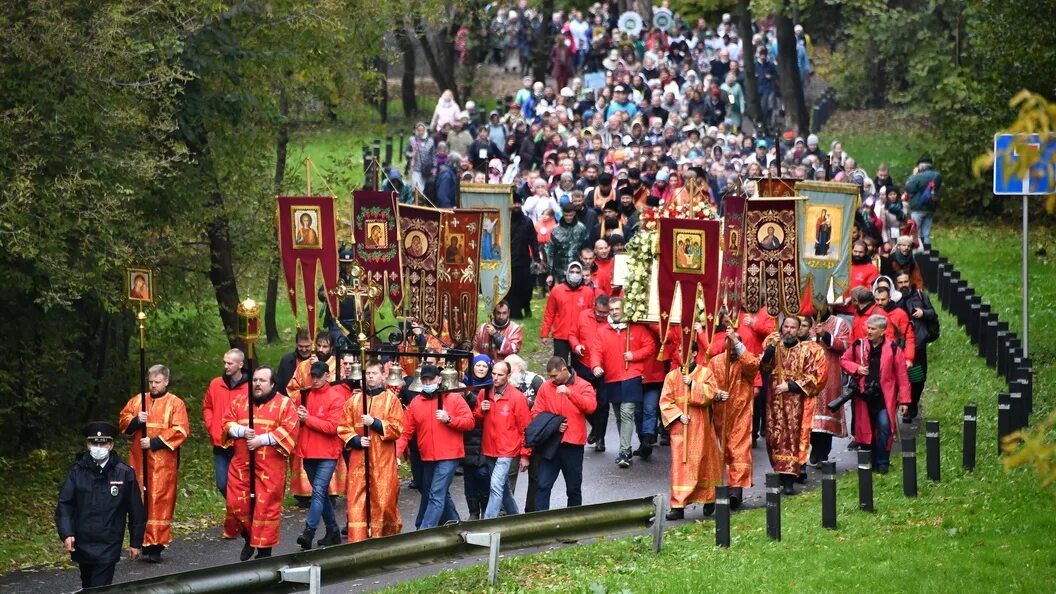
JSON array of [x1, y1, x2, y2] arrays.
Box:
[[222, 366, 298, 560], [706, 328, 761, 509], [760, 317, 826, 495], [808, 309, 851, 465], [337, 361, 405, 542], [472, 300, 523, 361], [118, 364, 190, 563]]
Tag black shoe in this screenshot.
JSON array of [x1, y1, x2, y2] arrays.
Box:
[[781, 476, 795, 495], [296, 528, 315, 551], [902, 413, 914, 424], [729, 488, 743, 511], [808, 451, 820, 466], [638, 444, 653, 460], [408, 481, 419, 491], [341, 524, 348, 536], [595, 439, 606, 452], [847, 440, 861, 451], [796, 471, 808, 484], [144, 552, 162, 563], [659, 433, 670, 446], [701, 503, 715, 516], [876, 465, 890, 475], [294, 495, 311, 509], [617, 453, 632, 468], [239, 543, 254, 562], [665, 507, 684, 521], [317, 531, 341, 547], [255, 547, 272, 559]]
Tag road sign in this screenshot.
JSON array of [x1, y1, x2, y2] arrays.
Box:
[[993, 133, 1056, 195]]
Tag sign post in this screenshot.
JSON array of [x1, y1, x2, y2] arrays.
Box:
[[992, 133, 1056, 357]]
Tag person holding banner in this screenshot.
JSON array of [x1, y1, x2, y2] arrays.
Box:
[[222, 366, 297, 561], [118, 364, 189, 563], [706, 328, 761, 510], [337, 360, 405, 542]]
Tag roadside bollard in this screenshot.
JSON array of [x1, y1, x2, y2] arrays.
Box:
[[1013, 375, 1033, 417], [715, 485, 730, 548], [857, 451, 874, 512], [926, 420, 941, 482], [902, 437, 918, 498], [963, 404, 977, 471], [765, 474, 781, 541], [821, 461, 837, 530], [997, 393, 1012, 455], [1009, 391, 1026, 432]]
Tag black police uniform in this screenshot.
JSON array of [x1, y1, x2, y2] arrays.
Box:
[[56, 452, 146, 588]]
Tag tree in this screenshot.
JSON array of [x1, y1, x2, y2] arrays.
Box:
[[738, 0, 763, 127], [775, 1, 809, 135]]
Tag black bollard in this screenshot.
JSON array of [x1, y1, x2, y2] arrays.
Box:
[[1009, 391, 1025, 432], [398, 134, 405, 159], [384, 136, 393, 168], [902, 437, 918, 497], [997, 392, 1012, 456], [954, 283, 970, 325], [765, 473, 781, 541], [1014, 375, 1033, 417], [967, 299, 982, 344], [857, 451, 874, 512], [982, 319, 999, 363], [715, 485, 730, 548], [821, 461, 837, 530], [973, 304, 991, 346], [926, 420, 941, 482], [989, 329, 1007, 369], [372, 138, 381, 160], [963, 404, 977, 471]]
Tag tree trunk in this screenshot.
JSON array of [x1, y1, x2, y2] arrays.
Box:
[[376, 54, 389, 123], [266, 83, 290, 344], [414, 17, 460, 103], [205, 189, 242, 349], [737, 0, 762, 127], [776, 2, 809, 135], [396, 26, 418, 118], [531, 0, 554, 83]]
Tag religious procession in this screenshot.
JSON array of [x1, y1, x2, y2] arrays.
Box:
[[24, 0, 1052, 591]]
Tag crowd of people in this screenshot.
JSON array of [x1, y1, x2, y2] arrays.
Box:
[[56, 6, 947, 590]]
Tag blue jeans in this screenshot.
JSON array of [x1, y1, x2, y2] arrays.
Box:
[[535, 444, 584, 511], [213, 446, 233, 497], [484, 457, 519, 519], [636, 383, 661, 441], [417, 459, 461, 529], [871, 408, 893, 469], [911, 211, 934, 246], [302, 458, 339, 534]]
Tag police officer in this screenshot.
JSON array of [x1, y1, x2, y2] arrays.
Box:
[[56, 421, 146, 589]]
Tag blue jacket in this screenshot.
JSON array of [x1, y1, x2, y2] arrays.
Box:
[[435, 164, 459, 208], [524, 412, 565, 460]]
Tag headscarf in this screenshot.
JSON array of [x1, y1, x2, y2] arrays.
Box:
[[464, 353, 493, 387]]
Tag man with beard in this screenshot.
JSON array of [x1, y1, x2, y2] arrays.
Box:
[[586, 172, 617, 211], [895, 272, 937, 420], [118, 365, 189, 563], [541, 262, 594, 361], [575, 162, 599, 191], [57, 421, 145, 588], [849, 240, 879, 292], [222, 366, 298, 561], [570, 296, 610, 450], [625, 168, 650, 210], [706, 327, 761, 510], [545, 202, 588, 286], [507, 194, 541, 319], [337, 360, 405, 542], [849, 286, 896, 344], [808, 308, 851, 466], [882, 235, 925, 289], [617, 187, 641, 240], [203, 349, 250, 501], [473, 301, 523, 361], [874, 284, 916, 366], [277, 330, 312, 396], [760, 317, 826, 495], [571, 190, 600, 243]]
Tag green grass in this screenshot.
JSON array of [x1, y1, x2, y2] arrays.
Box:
[[819, 108, 929, 183]]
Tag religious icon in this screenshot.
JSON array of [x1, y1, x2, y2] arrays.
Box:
[[804, 205, 842, 260], [728, 229, 740, 256], [126, 268, 154, 303], [481, 213, 501, 261], [292, 207, 322, 249], [365, 221, 387, 249], [672, 230, 706, 274], [444, 234, 465, 265], [404, 230, 428, 259], [757, 224, 784, 251]]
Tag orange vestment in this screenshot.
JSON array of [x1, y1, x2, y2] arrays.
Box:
[[337, 387, 405, 542], [222, 393, 298, 548], [706, 347, 761, 488], [659, 365, 721, 509], [118, 392, 190, 547]]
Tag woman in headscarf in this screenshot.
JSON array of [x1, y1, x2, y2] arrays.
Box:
[[460, 354, 493, 519], [430, 90, 462, 133]]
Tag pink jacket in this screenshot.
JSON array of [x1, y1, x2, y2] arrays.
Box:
[[840, 339, 911, 450]]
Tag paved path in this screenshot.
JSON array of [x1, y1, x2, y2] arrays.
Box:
[[1, 410, 922, 593]]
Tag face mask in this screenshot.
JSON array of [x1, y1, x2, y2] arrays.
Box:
[[567, 272, 583, 285], [89, 446, 110, 462], [421, 383, 438, 394]]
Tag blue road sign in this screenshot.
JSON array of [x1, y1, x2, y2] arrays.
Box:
[[993, 133, 1056, 195]]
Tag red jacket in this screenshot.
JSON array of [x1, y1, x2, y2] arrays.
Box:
[[841, 339, 911, 450], [474, 384, 532, 458], [532, 373, 597, 445], [589, 322, 659, 384], [202, 374, 249, 447], [849, 262, 879, 293], [851, 303, 897, 344], [396, 392, 474, 461], [295, 384, 344, 460], [594, 257, 615, 296], [881, 306, 916, 363], [541, 283, 594, 340], [569, 309, 605, 364], [736, 312, 775, 354], [641, 324, 669, 383]]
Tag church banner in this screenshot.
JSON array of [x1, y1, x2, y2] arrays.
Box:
[[795, 181, 860, 311], [657, 217, 721, 349], [719, 193, 747, 324], [743, 197, 803, 316], [752, 177, 798, 198], [459, 183, 513, 309], [352, 190, 403, 308], [277, 195, 340, 340], [439, 209, 484, 347], [398, 204, 444, 334]]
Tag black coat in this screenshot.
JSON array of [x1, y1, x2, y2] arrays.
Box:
[[56, 453, 145, 565], [524, 412, 566, 460], [509, 210, 539, 268], [461, 387, 487, 467]]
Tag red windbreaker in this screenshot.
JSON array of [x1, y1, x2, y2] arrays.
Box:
[[541, 283, 594, 340], [202, 374, 249, 447], [474, 384, 532, 458], [589, 322, 659, 383], [532, 374, 597, 445], [569, 309, 605, 363], [294, 384, 344, 460], [396, 392, 474, 461], [594, 257, 615, 296]]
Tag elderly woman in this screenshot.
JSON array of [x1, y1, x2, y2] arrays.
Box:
[[430, 90, 461, 132]]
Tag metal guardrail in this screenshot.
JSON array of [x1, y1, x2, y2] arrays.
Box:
[[94, 494, 664, 593]]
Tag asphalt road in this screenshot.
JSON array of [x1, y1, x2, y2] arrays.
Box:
[[1, 409, 919, 594]]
